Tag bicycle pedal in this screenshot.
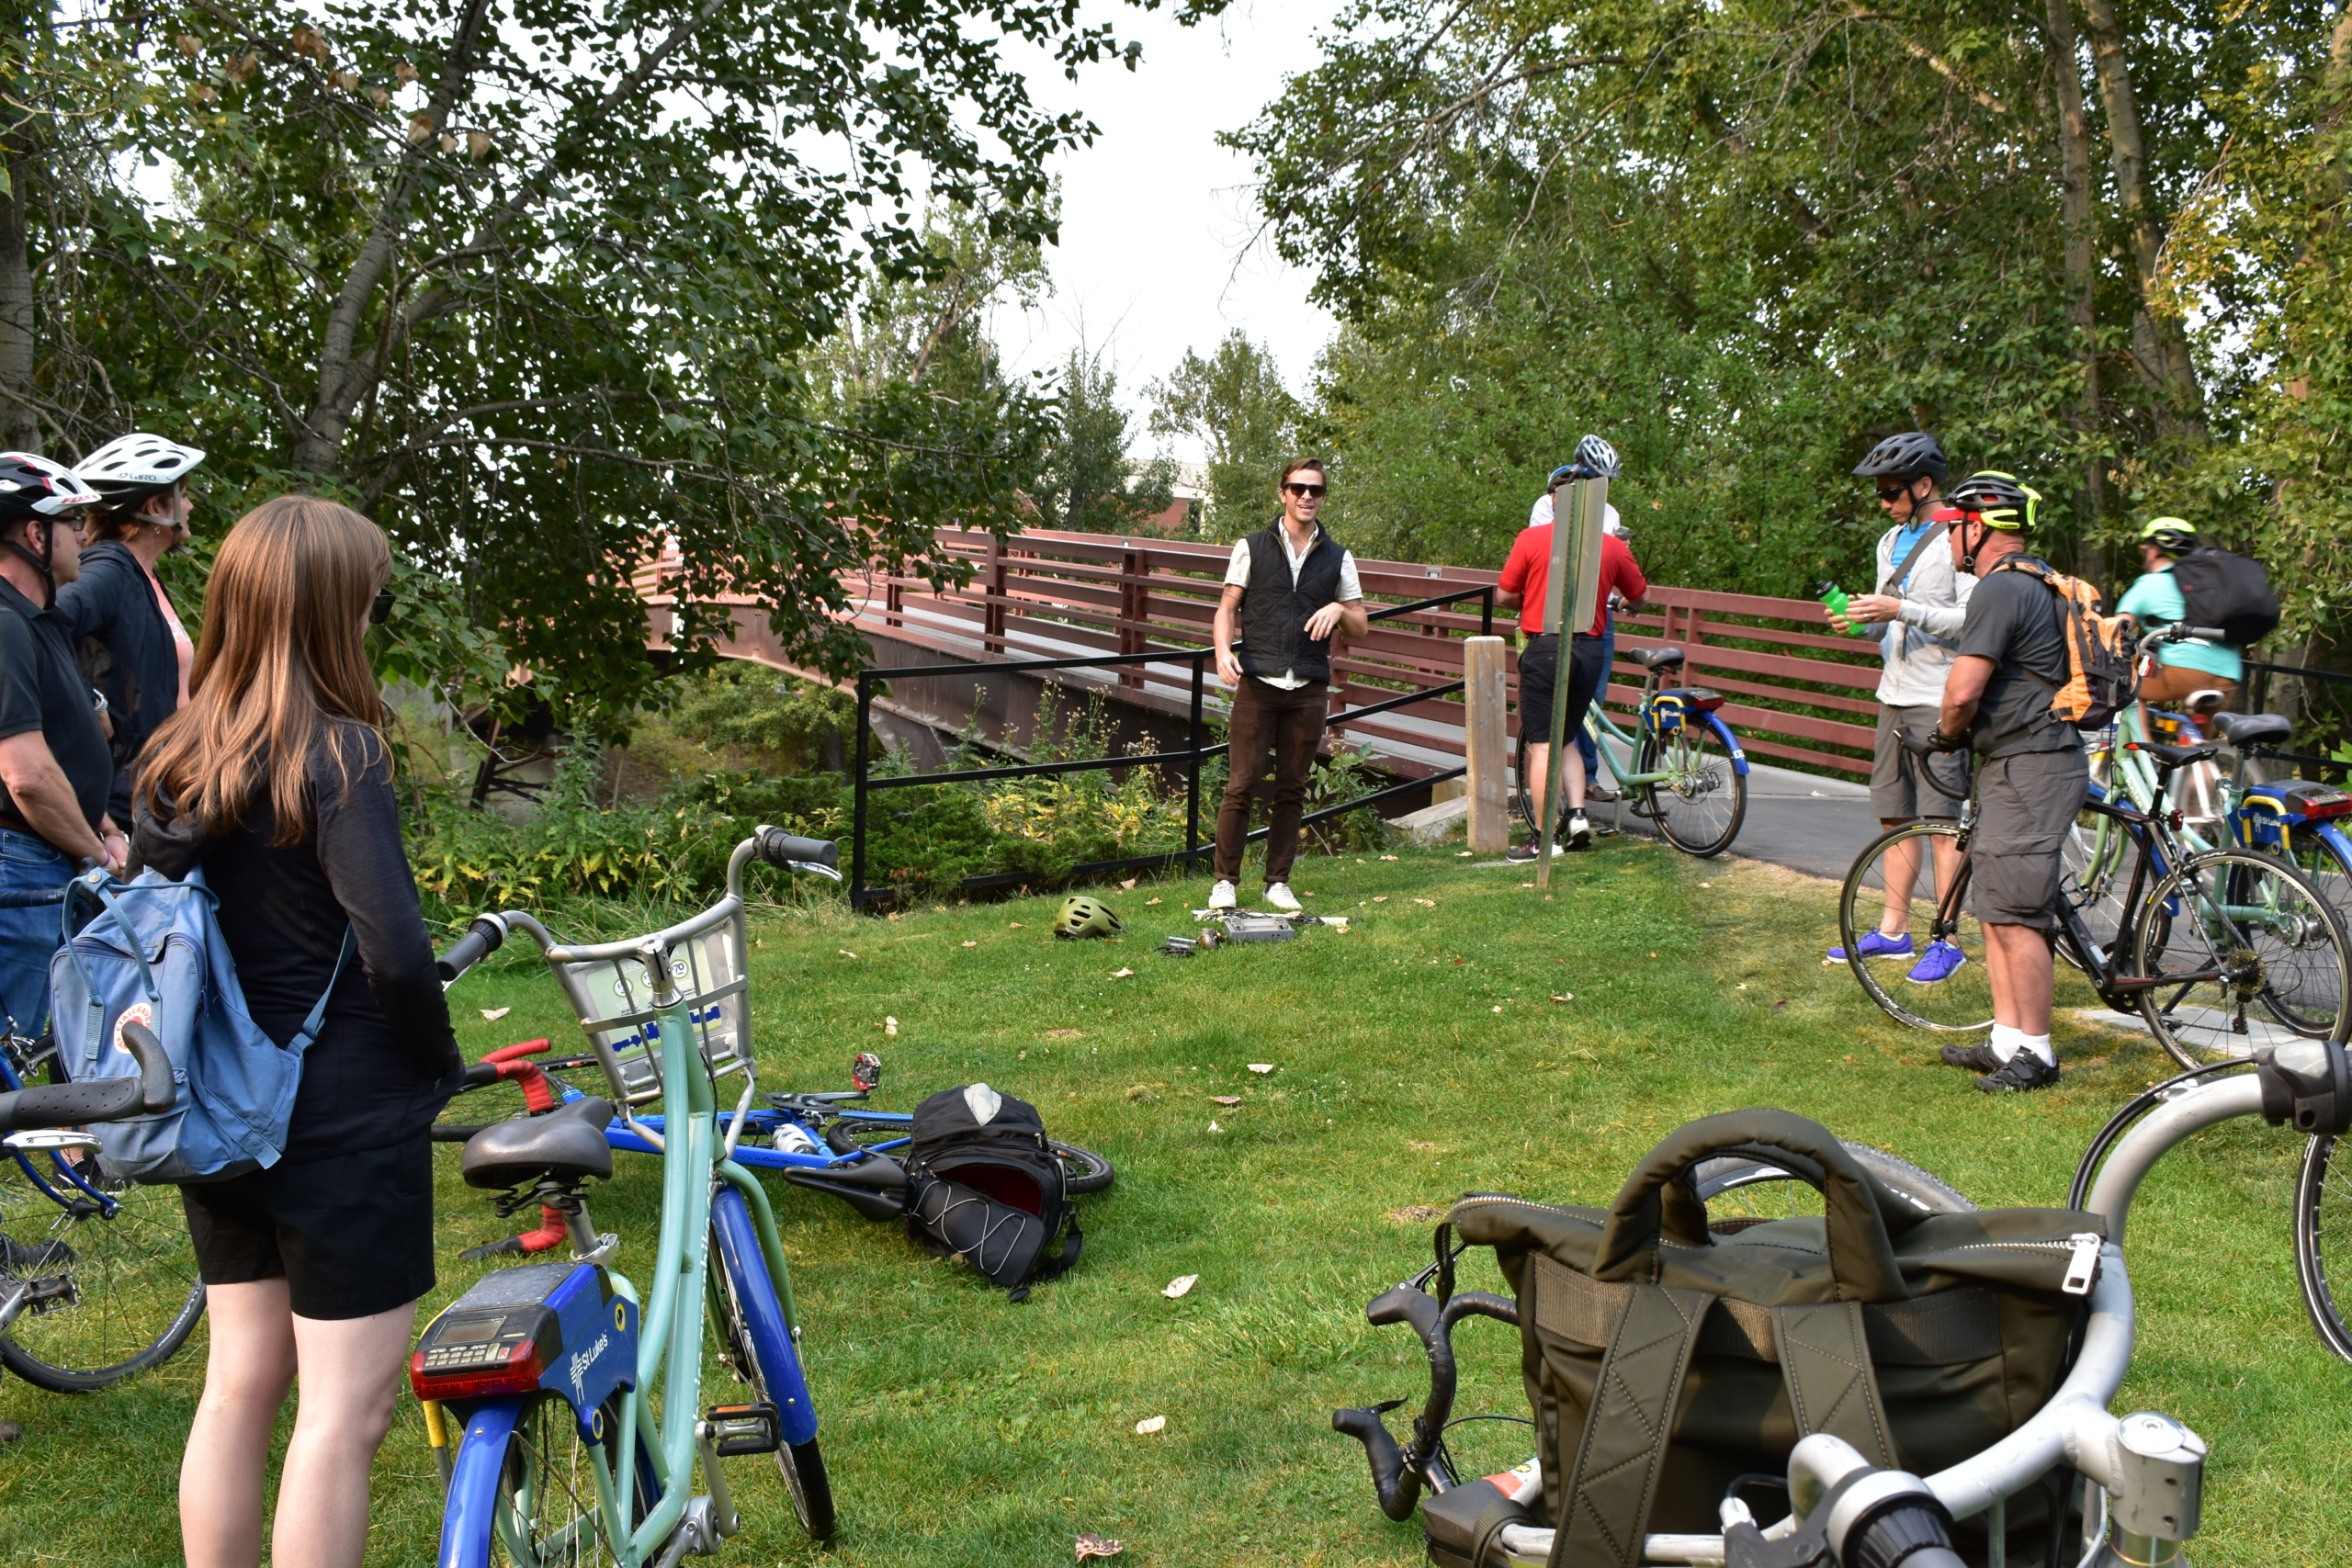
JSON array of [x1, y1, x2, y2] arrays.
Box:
[[705, 1401, 781, 1456]]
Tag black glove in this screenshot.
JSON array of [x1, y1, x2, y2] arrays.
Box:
[[1925, 728, 1965, 753]]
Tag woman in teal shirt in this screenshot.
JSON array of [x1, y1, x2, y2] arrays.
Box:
[[2115, 517, 2241, 715]]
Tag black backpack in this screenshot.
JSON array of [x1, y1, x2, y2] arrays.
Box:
[[2170, 547, 2279, 647], [902, 1084, 1080, 1301]]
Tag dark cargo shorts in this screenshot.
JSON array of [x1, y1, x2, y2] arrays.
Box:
[[1969, 747, 2090, 931]]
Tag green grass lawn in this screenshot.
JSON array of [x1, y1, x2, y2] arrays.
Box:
[[4, 832, 2348, 1564]]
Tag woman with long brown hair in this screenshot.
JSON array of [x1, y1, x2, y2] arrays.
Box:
[[133, 496, 460, 1568]]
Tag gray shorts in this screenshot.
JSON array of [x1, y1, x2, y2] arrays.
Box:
[[1970, 748, 2090, 930], [1871, 706, 1964, 821]]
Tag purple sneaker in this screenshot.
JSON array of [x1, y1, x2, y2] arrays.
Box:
[[1826, 931, 1915, 964], [1905, 941, 1968, 985]]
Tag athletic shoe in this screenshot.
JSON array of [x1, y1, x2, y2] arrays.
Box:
[[0, 1234, 71, 1271], [1506, 839, 1539, 863], [1207, 879, 1238, 910], [1939, 1041, 2004, 1072], [1973, 1053, 2060, 1093], [1905, 941, 1967, 985], [1262, 882, 1302, 912], [1565, 813, 1593, 851], [1826, 931, 1916, 963]]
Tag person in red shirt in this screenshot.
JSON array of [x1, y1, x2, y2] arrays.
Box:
[[1494, 465, 1647, 857]]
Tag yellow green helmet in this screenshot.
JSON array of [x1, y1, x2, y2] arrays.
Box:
[[2137, 516, 2199, 554], [1053, 895, 1123, 940]]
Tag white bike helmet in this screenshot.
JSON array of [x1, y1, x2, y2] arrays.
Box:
[[75, 433, 206, 507]]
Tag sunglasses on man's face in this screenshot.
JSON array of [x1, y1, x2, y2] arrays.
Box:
[[1283, 483, 1327, 499], [1877, 486, 1912, 503]]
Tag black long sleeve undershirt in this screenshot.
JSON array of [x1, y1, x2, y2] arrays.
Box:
[[132, 722, 460, 1160]]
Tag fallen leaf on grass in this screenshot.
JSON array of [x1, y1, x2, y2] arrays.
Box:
[[1161, 1275, 1197, 1299], [1077, 1535, 1126, 1561], [479, 1007, 511, 1021], [1208, 1095, 1242, 1106], [1372, 896, 1389, 903], [962, 941, 978, 948], [1206, 1121, 1222, 1134], [1772, 1000, 1788, 1011], [1457, 850, 1473, 857], [1119, 877, 1137, 890], [1736, 983, 1747, 990], [1551, 993, 1574, 1002], [1047, 1029, 1083, 1039], [1248, 1063, 1273, 1074], [1406, 1140, 1444, 1153], [1413, 897, 1437, 908], [884, 1016, 899, 1036], [1009, 922, 1024, 929], [1134, 1416, 1166, 1435], [1388, 1205, 1444, 1224], [1521, 883, 1534, 889], [1145, 897, 1162, 906], [837, 950, 859, 959], [1111, 967, 1135, 978], [1381, 854, 1399, 861], [1490, 1005, 1503, 1013], [1700, 882, 1711, 888]]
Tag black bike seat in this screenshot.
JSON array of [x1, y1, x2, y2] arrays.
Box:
[[460, 1095, 616, 1190], [1631, 647, 1686, 670], [2128, 739, 2220, 771], [2212, 711, 2291, 746]]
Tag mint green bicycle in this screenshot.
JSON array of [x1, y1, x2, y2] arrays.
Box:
[[416, 827, 842, 1563], [1512, 645, 1751, 856]]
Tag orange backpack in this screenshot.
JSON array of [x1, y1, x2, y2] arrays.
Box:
[[1984, 557, 2136, 731]]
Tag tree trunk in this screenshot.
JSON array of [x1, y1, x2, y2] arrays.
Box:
[[2076, 0, 2202, 434], [2043, 0, 2106, 583], [0, 139, 38, 453]]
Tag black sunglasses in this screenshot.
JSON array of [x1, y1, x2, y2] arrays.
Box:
[[1283, 483, 1327, 498], [369, 587, 394, 625], [1876, 486, 1912, 502]]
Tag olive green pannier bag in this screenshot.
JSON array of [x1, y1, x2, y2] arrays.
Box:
[[1444, 1111, 2102, 1566]]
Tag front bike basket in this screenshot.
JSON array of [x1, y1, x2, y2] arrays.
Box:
[[545, 914, 752, 1107]]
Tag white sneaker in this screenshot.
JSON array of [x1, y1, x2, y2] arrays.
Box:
[[1262, 882, 1302, 912], [1566, 813, 1593, 851], [1207, 880, 1238, 910]]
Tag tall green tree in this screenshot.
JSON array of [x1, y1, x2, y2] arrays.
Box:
[[1146, 329, 1300, 539], [1035, 347, 1175, 536], [6, 0, 1222, 728]]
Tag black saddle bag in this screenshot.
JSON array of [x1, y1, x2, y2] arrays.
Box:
[[903, 1083, 1080, 1300]]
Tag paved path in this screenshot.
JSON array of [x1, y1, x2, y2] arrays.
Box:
[[1584, 736, 1879, 884]]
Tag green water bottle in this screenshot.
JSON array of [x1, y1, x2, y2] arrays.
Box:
[[1817, 581, 1852, 621]]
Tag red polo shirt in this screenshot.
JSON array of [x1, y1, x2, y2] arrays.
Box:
[[1498, 526, 1647, 637]]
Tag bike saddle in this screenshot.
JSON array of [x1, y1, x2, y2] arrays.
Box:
[[2212, 711, 2291, 746], [2127, 739, 2220, 771], [1631, 647, 1685, 670], [460, 1095, 616, 1190]]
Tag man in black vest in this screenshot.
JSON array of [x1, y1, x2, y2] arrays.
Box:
[[1208, 459, 1367, 911]]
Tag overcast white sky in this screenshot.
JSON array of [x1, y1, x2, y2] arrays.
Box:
[[992, 1, 1346, 464]]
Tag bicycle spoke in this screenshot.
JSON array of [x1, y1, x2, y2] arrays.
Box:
[[2136, 852, 2351, 1069], [1838, 822, 1993, 1032]]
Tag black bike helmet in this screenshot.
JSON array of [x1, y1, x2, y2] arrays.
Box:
[[1851, 432, 1950, 484], [1946, 469, 2038, 532], [0, 454, 99, 601], [2138, 516, 2199, 556]]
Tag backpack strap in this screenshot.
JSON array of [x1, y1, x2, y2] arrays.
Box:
[[1769, 1302, 1900, 1468], [1876, 520, 1951, 598], [285, 928, 356, 1058], [1549, 1282, 1713, 1568]]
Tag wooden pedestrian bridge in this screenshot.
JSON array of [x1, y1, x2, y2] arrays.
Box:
[[639, 526, 1883, 794]]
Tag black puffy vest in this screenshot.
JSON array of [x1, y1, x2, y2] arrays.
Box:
[[1236, 522, 1345, 684]]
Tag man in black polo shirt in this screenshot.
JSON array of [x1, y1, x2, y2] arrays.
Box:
[[1207, 458, 1368, 911], [1930, 471, 2085, 1094], [0, 453, 127, 1039]]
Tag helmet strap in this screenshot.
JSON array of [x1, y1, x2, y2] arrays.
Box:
[[0, 519, 56, 606]]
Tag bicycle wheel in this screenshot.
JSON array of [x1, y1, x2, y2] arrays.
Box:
[[2133, 850, 2352, 1069], [446, 1392, 641, 1567], [1053, 1141, 1115, 1195], [2286, 827, 2352, 928], [709, 1186, 834, 1540], [2060, 803, 2132, 969], [1635, 722, 1747, 858], [2293, 1134, 2352, 1363], [1838, 822, 1994, 1032], [1695, 1141, 1976, 1229], [0, 1149, 206, 1391]]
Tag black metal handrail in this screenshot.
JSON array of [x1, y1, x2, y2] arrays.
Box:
[[847, 585, 1495, 909]]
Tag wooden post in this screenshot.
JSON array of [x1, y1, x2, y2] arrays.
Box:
[[1464, 636, 1509, 852]]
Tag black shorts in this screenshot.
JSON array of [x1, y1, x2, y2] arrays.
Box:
[[181, 1132, 435, 1320], [1519, 634, 1608, 748]]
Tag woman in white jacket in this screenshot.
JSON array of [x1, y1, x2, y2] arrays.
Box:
[[1826, 432, 1975, 985]]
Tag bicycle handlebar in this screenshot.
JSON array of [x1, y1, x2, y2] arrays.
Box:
[[0, 1019, 175, 1132], [2138, 624, 2229, 656], [753, 826, 837, 869], [435, 914, 510, 984]]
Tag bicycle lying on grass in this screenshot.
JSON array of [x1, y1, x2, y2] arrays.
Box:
[[0, 1021, 192, 1417], [1333, 1038, 2352, 1564], [0, 1022, 204, 1397], [1511, 644, 1750, 858], [1837, 724, 2351, 1069], [416, 826, 845, 1561]]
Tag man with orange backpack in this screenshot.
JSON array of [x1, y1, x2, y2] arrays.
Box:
[[1926, 471, 2094, 1093]]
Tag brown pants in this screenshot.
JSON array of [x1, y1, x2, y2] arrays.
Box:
[[2136, 662, 2238, 714], [1215, 677, 1328, 883]]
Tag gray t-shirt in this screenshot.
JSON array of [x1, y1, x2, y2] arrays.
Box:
[[1955, 563, 2082, 759]]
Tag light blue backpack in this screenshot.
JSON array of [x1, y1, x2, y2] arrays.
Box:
[[51, 866, 351, 1184]]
